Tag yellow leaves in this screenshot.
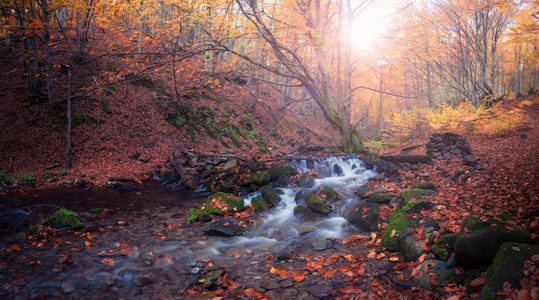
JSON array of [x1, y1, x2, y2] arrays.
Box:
[[518, 100, 534, 108], [388, 256, 399, 262], [429, 123, 443, 130]]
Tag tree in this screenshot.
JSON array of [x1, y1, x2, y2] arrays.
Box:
[[231, 0, 372, 153]]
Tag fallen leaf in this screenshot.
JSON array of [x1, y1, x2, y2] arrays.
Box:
[[470, 277, 484, 287]]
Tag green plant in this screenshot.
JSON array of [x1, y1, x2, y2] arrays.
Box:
[[46, 120, 60, 130], [0, 172, 11, 183], [101, 100, 112, 114]]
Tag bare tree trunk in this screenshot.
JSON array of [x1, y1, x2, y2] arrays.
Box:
[[65, 66, 72, 170]]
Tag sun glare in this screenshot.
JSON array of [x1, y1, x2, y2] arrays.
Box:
[[346, 0, 398, 50]]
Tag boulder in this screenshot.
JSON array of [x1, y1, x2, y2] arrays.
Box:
[[293, 205, 318, 219], [426, 132, 472, 159], [234, 172, 270, 187], [454, 211, 531, 267], [298, 173, 315, 188], [305, 194, 332, 215], [343, 202, 379, 231], [260, 185, 281, 207], [393, 260, 456, 288], [42, 209, 81, 229], [398, 188, 435, 213], [480, 242, 539, 299], [400, 236, 423, 262], [413, 182, 437, 190], [268, 165, 296, 180], [250, 197, 268, 211], [202, 219, 251, 237], [208, 192, 244, 213], [381, 212, 410, 251], [320, 187, 338, 203]]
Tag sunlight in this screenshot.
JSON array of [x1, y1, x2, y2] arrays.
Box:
[[346, 0, 398, 50]]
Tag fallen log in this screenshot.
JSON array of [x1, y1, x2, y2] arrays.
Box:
[[379, 155, 432, 164]]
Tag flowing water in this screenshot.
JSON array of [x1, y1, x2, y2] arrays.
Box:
[[0, 156, 377, 299]]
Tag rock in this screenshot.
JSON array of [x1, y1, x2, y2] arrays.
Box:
[[454, 211, 531, 267], [268, 165, 296, 180], [426, 132, 472, 159], [400, 236, 423, 262], [223, 159, 238, 170], [298, 224, 317, 235], [61, 283, 75, 294], [356, 186, 388, 198], [381, 212, 410, 251], [312, 239, 335, 251], [208, 192, 245, 213], [365, 193, 393, 204], [305, 194, 332, 215], [398, 188, 435, 213], [260, 185, 281, 207], [306, 284, 333, 298], [203, 269, 224, 289], [0, 209, 30, 228], [42, 209, 81, 229], [343, 202, 379, 231], [320, 187, 338, 203], [437, 233, 458, 249], [259, 280, 280, 290], [413, 182, 437, 190], [202, 219, 251, 237], [293, 205, 318, 220], [480, 242, 539, 299], [235, 172, 270, 187], [298, 173, 315, 188], [393, 260, 456, 288], [431, 244, 449, 261], [250, 197, 268, 211]]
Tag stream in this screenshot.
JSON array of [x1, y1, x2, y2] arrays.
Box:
[[0, 156, 386, 299]]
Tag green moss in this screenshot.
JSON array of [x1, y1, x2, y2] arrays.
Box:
[[399, 189, 435, 203], [381, 212, 409, 251], [305, 193, 332, 215], [228, 126, 242, 148], [89, 208, 105, 214], [320, 187, 338, 203], [208, 192, 244, 213], [260, 185, 281, 207], [431, 244, 449, 261], [251, 197, 267, 211], [42, 209, 81, 229], [188, 206, 224, 222], [235, 172, 270, 187], [206, 126, 219, 140]]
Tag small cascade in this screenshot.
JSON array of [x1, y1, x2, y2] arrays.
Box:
[[199, 156, 377, 258]]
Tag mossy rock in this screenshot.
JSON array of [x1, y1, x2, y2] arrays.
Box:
[[480, 242, 539, 299], [298, 173, 315, 188], [454, 211, 531, 267], [320, 187, 338, 203], [305, 193, 332, 215], [356, 186, 388, 198], [260, 185, 281, 207], [365, 193, 393, 205], [393, 260, 456, 288], [400, 197, 432, 213], [250, 197, 268, 211], [381, 212, 410, 251], [42, 209, 81, 229], [437, 233, 458, 249], [208, 192, 244, 213], [202, 219, 251, 237], [399, 188, 435, 203], [343, 202, 379, 231], [227, 126, 242, 148], [268, 165, 296, 180], [188, 207, 224, 222], [431, 244, 449, 261], [234, 172, 270, 187], [401, 236, 423, 261], [293, 205, 318, 219]]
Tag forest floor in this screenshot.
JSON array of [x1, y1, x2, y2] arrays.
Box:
[[0, 41, 538, 299]]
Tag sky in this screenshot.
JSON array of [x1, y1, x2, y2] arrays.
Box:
[[349, 0, 403, 50]]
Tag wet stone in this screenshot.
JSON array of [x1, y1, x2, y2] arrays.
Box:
[[260, 280, 280, 290], [312, 239, 335, 251], [307, 284, 333, 297], [61, 282, 76, 294], [298, 224, 317, 235]]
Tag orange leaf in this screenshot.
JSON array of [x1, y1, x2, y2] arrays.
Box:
[[389, 229, 397, 238], [101, 258, 115, 266], [293, 275, 305, 282], [470, 278, 484, 287], [446, 295, 460, 300]]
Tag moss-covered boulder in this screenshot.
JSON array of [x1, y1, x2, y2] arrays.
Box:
[[250, 197, 268, 211], [454, 211, 531, 267], [356, 186, 388, 198], [343, 202, 379, 231], [320, 187, 338, 203], [401, 236, 423, 262], [393, 260, 456, 288], [365, 193, 393, 205], [431, 244, 449, 261], [399, 188, 435, 202], [42, 209, 81, 229], [188, 192, 244, 222], [202, 219, 251, 237], [268, 165, 296, 180], [480, 242, 539, 299], [260, 185, 281, 207], [234, 172, 270, 187], [381, 212, 410, 251], [298, 173, 315, 188], [208, 192, 245, 213], [293, 205, 318, 220], [398, 188, 435, 213], [305, 193, 332, 215]]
